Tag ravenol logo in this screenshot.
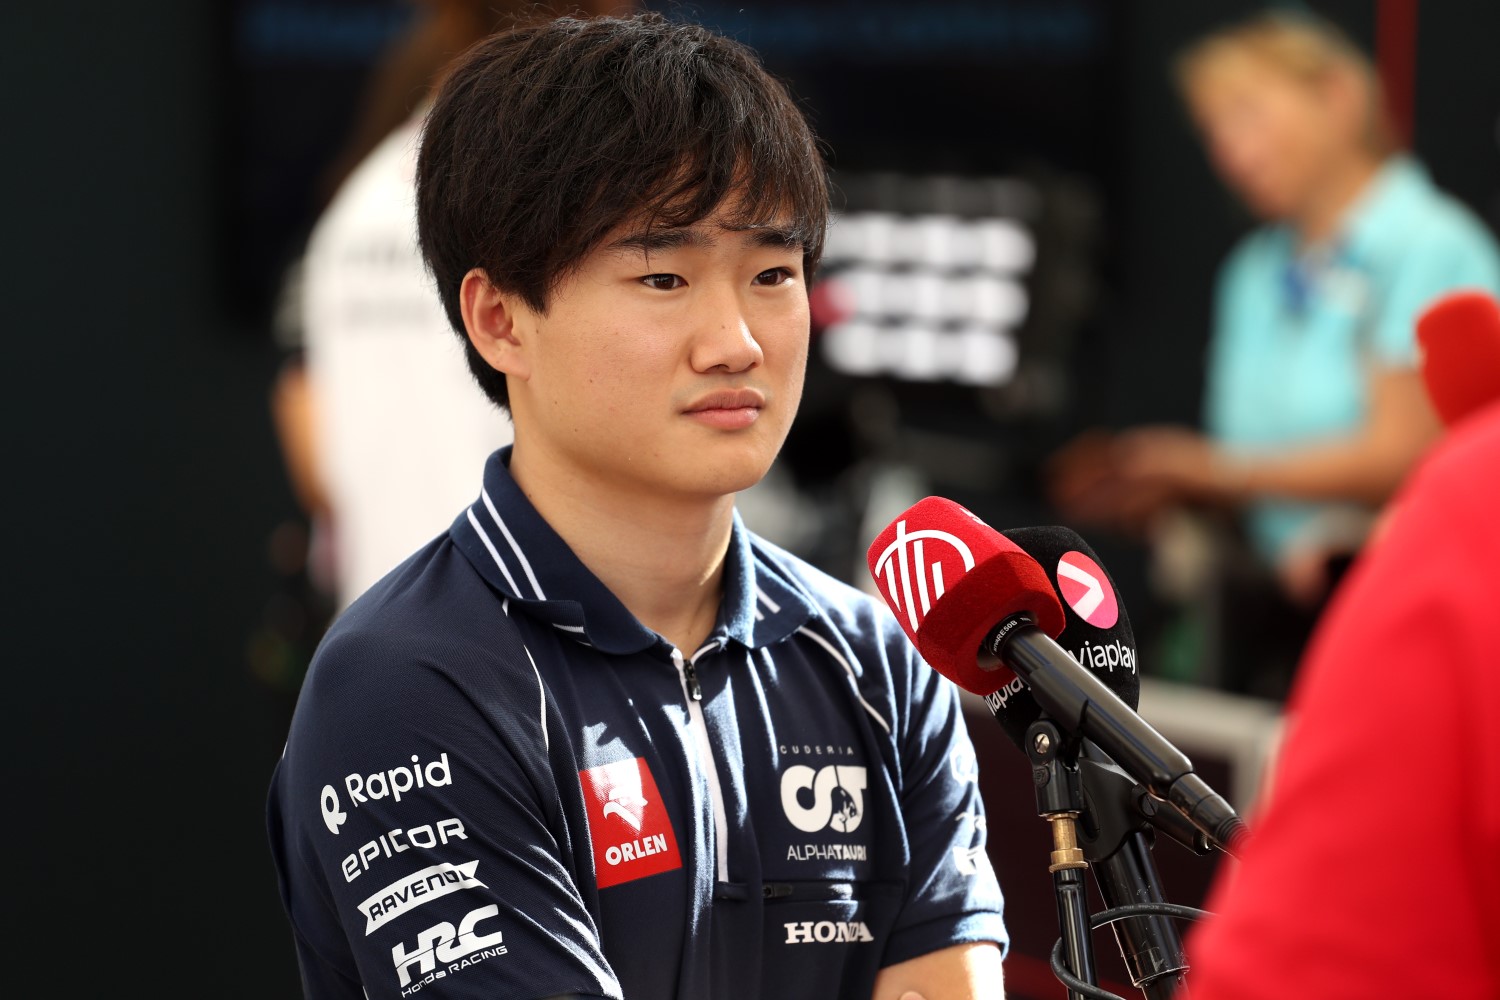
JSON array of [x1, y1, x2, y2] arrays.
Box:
[[781, 765, 868, 834], [360, 860, 486, 936], [871, 519, 975, 634]]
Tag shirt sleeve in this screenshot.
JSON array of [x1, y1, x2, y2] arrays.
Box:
[[267, 620, 621, 1000], [1183, 425, 1500, 998], [1369, 214, 1500, 368], [881, 634, 1009, 968]]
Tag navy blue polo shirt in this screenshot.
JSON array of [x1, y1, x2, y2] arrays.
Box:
[[267, 447, 1007, 999]]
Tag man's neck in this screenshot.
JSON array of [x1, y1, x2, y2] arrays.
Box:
[[509, 445, 735, 655], [1293, 152, 1384, 249]]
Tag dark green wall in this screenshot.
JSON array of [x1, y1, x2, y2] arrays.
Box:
[[7, 2, 304, 992]]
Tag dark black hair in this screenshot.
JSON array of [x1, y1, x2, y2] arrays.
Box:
[[416, 12, 830, 411]]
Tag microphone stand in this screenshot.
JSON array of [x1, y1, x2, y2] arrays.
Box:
[[1026, 718, 1098, 1000], [1075, 742, 1192, 1000], [1026, 723, 1198, 1000]]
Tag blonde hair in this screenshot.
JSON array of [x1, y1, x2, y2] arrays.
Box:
[[1175, 10, 1398, 156]]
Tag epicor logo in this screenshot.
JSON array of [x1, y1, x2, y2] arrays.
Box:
[[321, 785, 347, 834], [578, 757, 683, 890], [1056, 551, 1118, 628], [781, 765, 868, 834], [342, 817, 469, 883], [871, 519, 976, 635], [392, 904, 507, 994]]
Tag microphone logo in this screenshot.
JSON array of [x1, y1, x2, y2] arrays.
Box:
[[870, 518, 976, 634], [1056, 550, 1118, 628]]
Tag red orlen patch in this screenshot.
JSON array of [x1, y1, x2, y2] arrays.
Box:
[[578, 757, 683, 889]]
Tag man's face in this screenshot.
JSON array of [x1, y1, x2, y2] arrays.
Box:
[[503, 204, 811, 502]]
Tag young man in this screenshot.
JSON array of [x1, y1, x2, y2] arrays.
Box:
[[267, 14, 1008, 999]]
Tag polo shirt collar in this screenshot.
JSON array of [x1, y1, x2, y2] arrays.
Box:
[[450, 447, 814, 655], [1337, 154, 1430, 264]]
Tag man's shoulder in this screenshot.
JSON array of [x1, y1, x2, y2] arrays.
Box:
[[302, 535, 533, 703]]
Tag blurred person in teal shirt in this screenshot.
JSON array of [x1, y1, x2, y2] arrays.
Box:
[[1051, 10, 1500, 697]]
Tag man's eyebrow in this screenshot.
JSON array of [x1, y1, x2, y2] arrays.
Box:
[[734, 225, 805, 250], [606, 228, 712, 254], [606, 224, 805, 255]]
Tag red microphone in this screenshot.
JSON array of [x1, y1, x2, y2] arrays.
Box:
[[865, 496, 1066, 696], [1416, 289, 1500, 428], [866, 497, 1246, 854]]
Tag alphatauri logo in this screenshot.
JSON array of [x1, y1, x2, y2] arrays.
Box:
[[781, 765, 868, 834]]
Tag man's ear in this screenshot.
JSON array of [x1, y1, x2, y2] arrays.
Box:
[[459, 268, 532, 381]]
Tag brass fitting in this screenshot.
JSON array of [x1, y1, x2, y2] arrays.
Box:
[[1047, 813, 1088, 873]]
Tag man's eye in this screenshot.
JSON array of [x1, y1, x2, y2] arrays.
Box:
[[753, 267, 795, 287], [641, 274, 685, 291]]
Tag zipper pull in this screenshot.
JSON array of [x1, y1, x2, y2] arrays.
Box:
[[684, 659, 703, 701]]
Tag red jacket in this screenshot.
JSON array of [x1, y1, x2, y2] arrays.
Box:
[[1186, 402, 1500, 997]]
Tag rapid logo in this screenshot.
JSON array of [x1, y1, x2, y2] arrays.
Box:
[[342, 817, 469, 883], [343, 752, 453, 811], [1056, 550, 1118, 628], [781, 764, 868, 834], [578, 757, 683, 889], [392, 903, 507, 995], [321, 785, 347, 834], [361, 860, 486, 935], [783, 920, 874, 944]]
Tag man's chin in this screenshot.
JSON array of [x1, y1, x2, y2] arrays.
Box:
[[697, 463, 776, 500], [674, 448, 780, 501]]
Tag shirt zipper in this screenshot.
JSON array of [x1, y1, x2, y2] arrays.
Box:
[[671, 642, 729, 883]]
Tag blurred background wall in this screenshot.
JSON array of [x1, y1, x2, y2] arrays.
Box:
[[7, 1, 1499, 995]]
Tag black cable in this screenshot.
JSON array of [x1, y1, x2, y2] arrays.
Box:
[[1049, 902, 1215, 1000], [1090, 902, 1212, 929]]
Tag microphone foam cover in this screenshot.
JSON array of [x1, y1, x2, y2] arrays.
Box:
[[992, 525, 1140, 748], [1416, 289, 1500, 428], [867, 497, 1066, 696]]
